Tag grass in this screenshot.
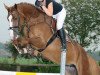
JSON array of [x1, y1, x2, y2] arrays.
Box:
[[0, 57, 38, 65], [0, 57, 60, 73]]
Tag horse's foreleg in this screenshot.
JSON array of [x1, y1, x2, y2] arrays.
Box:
[[65, 64, 78, 75]]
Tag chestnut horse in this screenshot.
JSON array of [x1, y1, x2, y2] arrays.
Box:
[[5, 3, 100, 75]]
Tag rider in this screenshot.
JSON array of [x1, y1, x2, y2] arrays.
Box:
[[35, 0, 67, 50]]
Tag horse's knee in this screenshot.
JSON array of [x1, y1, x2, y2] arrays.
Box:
[[65, 64, 78, 75]]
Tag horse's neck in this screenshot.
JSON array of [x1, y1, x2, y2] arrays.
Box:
[[18, 4, 52, 25], [32, 8, 52, 23], [27, 15, 53, 49], [18, 5, 53, 49], [18, 5, 39, 19], [32, 7, 42, 18]]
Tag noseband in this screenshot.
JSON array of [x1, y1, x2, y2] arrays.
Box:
[[8, 11, 58, 53], [8, 15, 20, 34], [8, 15, 29, 36]]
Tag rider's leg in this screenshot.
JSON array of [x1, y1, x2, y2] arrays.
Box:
[[57, 28, 66, 49], [56, 7, 67, 50]]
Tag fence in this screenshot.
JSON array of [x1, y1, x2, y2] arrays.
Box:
[[0, 70, 60, 75], [0, 63, 60, 72]]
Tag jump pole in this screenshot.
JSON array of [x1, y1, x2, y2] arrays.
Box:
[[60, 0, 67, 75], [0, 70, 60, 75], [60, 50, 66, 75]]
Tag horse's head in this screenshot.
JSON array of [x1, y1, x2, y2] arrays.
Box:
[[4, 3, 42, 54], [4, 3, 33, 54], [4, 4, 22, 41], [4, 3, 53, 55], [4, 3, 40, 41]]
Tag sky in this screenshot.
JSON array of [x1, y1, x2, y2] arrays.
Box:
[[0, 0, 36, 43], [0, 0, 61, 43]]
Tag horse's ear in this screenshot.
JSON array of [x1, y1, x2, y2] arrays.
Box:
[[4, 4, 9, 11], [14, 4, 17, 10]]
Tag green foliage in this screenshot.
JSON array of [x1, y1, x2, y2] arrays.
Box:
[[15, 57, 38, 65], [0, 57, 13, 64], [0, 57, 37, 65], [4, 41, 19, 62], [0, 57, 59, 73], [5, 41, 18, 60], [33, 66, 60, 73], [5, 41, 19, 57], [63, 0, 100, 47]]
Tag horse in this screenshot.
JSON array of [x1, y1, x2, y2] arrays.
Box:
[[4, 2, 100, 75]]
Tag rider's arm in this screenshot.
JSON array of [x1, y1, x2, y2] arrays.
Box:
[[41, 2, 53, 16]]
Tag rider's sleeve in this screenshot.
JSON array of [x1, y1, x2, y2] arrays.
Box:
[[46, 0, 53, 8]]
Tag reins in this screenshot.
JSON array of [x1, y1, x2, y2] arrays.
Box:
[[11, 9, 58, 52], [23, 16, 58, 52]]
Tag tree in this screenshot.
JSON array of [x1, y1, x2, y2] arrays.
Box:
[[62, 0, 100, 51], [5, 41, 19, 62]]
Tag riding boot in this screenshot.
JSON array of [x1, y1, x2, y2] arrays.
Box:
[[57, 28, 66, 50]]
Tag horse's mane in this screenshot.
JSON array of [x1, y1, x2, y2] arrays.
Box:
[[16, 2, 45, 16], [18, 2, 34, 7]]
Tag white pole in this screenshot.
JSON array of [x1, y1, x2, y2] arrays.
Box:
[[60, 50, 66, 75], [60, 0, 67, 75]]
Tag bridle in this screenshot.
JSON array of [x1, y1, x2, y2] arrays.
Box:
[[8, 14, 29, 37], [8, 9, 57, 53], [8, 15, 20, 35]]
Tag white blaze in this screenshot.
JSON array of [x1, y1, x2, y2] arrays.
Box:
[[8, 15, 14, 40]]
